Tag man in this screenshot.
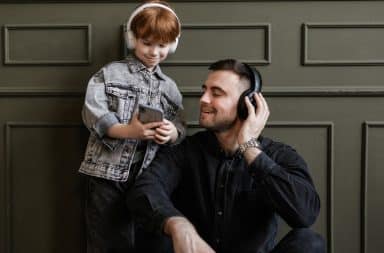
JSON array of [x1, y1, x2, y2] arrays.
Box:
[[129, 59, 325, 253]]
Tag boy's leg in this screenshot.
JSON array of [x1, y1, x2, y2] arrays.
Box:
[[84, 175, 134, 253], [270, 228, 326, 253]]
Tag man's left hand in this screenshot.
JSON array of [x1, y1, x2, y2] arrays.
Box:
[[238, 92, 270, 145]]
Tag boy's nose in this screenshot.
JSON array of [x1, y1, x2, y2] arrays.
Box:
[[149, 46, 159, 56]]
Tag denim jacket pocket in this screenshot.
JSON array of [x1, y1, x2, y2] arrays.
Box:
[[86, 133, 126, 166], [105, 84, 137, 124], [160, 94, 179, 120]]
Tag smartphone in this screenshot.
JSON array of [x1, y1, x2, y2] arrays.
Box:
[[138, 104, 164, 124]]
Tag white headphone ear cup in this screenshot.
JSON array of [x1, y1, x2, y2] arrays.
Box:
[[126, 30, 136, 50], [169, 37, 179, 53]]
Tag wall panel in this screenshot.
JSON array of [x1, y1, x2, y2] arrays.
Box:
[[5, 123, 87, 253], [1, 1, 384, 253], [362, 122, 384, 253], [3, 24, 91, 65]]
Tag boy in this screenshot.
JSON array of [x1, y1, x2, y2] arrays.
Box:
[[79, 1, 185, 252]]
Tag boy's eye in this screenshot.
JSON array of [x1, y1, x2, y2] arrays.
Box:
[[143, 41, 151, 46]]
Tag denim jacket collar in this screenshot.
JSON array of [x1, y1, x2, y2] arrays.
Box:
[[127, 56, 166, 81]]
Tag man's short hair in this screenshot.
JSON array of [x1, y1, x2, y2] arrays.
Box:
[[208, 59, 252, 89]]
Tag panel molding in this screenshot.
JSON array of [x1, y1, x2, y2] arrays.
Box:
[[122, 23, 271, 66], [3, 24, 92, 65], [180, 86, 384, 97], [302, 23, 384, 66], [4, 86, 384, 97], [361, 121, 384, 253], [188, 120, 334, 253], [4, 122, 83, 253]]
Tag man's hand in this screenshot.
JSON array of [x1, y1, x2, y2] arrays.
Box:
[[237, 93, 269, 163], [164, 217, 216, 253], [238, 92, 269, 144]]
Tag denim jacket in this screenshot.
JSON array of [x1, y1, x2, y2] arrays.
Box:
[[79, 57, 186, 182]]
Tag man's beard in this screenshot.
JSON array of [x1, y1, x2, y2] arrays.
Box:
[[199, 116, 237, 133]]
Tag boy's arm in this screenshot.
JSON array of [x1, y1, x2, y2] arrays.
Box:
[[82, 69, 121, 149], [107, 114, 162, 140]]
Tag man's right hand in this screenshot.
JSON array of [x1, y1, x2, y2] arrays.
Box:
[[164, 217, 216, 253]]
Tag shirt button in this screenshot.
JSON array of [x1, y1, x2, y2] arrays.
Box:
[[217, 210, 223, 216], [216, 238, 220, 244], [220, 184, 225, 188]]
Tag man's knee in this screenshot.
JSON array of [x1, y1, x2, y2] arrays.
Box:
[[274, 228, 326, 253], [294, 228, 325, 253]]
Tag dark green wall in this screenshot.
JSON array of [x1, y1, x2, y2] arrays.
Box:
[[1, 1, 384, 253]]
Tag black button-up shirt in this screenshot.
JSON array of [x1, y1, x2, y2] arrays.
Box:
[[129, 130, 320, 253]]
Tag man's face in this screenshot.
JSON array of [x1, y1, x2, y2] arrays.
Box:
[[134, 38, 171, 71], [199, 70, 246, 132]]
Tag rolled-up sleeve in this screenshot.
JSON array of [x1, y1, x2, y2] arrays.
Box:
[[82, 69, 120, 150]]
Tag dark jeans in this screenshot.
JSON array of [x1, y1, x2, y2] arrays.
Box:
[[271, 228, 326, 253], [83, 170, 170, 253], [162, 228, 325, 253]]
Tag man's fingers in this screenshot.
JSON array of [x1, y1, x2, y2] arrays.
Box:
[[244, 96, 255, 115], [258, 93, 270, 119]]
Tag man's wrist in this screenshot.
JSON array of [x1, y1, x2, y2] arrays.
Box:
[[164, 216, 192, 235], [238, 137, 262, 154]]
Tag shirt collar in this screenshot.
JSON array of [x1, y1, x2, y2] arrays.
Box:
[[126, 56, 166, 81]]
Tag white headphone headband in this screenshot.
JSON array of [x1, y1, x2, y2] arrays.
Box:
[[127, 3, 181, 36]]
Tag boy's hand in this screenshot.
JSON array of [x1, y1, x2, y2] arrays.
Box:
[[154, 119, 178, 144], [124, 113, 163, 140]]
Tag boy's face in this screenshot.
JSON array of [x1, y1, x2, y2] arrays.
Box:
[[134, 38, 171, 71]]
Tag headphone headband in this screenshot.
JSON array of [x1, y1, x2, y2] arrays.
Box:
[[127, 3, 181, 40]]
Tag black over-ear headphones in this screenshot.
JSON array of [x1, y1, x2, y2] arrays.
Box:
[[237, 63, 262, 120]]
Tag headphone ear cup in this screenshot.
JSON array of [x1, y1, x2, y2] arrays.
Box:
[[237, 92, 248, 120], [126, 30, 136, 50], [168, 37, 179, 53]]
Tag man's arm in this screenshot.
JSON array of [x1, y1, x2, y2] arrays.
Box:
[[128, 143, 216, 253], [238, 93, 320, 228], [164, 217, 215, 253], [127, 145, 184, 234]]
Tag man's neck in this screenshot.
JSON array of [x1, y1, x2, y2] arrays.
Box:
[[215, 127, 240, 156]]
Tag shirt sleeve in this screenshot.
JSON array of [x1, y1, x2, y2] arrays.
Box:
[[248, 145, 321, 228], [82, 68, 120, 150], [127, 144, 185, 234], [170, 107, 187, 145]]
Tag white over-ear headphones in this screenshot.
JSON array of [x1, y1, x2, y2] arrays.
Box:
[[125, 3, 181, 53]]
